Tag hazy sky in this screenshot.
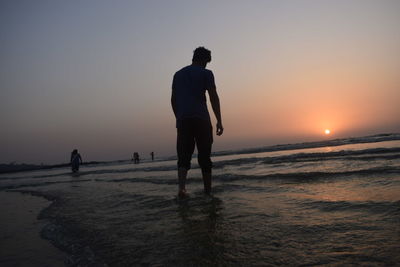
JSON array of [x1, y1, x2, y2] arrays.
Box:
[[1, 0, 399, 164]]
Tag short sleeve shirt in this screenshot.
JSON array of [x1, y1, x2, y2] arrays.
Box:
[[172, 65, 216, 127]]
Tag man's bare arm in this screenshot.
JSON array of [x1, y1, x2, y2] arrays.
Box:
[[208, 86, 223, 136], [171, 89, 177, 118]]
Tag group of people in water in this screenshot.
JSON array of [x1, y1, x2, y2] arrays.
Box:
[[70, 150, 155, 172], [131, 152, 154, 163]]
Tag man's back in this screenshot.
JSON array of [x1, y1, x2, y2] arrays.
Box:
[[172, 65, 215, 124]]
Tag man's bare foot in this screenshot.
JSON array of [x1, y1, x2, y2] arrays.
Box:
[[178, 189, 188, 198]]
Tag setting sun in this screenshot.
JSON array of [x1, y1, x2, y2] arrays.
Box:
[[325, 129, 331, 135]]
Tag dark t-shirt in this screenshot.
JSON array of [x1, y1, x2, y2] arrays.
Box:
[[71, 153, 81, 165], [172, 65, 216, 127]]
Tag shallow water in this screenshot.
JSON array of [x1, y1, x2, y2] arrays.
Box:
[[1, 137, 399, 266]]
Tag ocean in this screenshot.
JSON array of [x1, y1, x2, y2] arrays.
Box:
[[1, 134, 399, 266]]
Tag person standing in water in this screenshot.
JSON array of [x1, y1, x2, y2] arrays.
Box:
[[133, 152, 140, 164], [70, 149, 83, 173], [150, 151, 154, 161], [171, 46, 223, 197]]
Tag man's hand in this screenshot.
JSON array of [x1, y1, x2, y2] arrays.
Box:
[[216, 121, 224, 136]]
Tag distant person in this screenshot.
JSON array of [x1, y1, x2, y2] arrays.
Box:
[[150, 152, 154, 161], [133, 152, 140, 164], [70, 149, 83, 173], [171, 46, 223, 198]]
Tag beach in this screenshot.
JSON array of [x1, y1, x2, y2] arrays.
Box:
[[0, 134, 399, 266], [2, 1, 400, 265], [0, 191, 67, 267]]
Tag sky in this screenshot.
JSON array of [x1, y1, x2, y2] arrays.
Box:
[[1, 0, 399, 164]]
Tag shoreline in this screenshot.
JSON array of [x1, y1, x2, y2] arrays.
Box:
[[0, 191, 67, 267], [1, 132, 399, 175]]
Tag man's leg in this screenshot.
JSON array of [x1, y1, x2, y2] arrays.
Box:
[[178, 167, 188, 197], [177, 120, 195, 197], [201, 170, 212, 195], [195, 120, 213, 194]]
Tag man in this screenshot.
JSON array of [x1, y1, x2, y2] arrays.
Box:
[[70, 149, 83, 173], [171, 47, 223, 197]]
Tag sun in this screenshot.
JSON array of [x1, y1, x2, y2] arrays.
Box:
[[325, 129, 331, 135]]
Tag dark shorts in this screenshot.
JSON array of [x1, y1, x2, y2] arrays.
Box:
[[177, 118, 213, 173]]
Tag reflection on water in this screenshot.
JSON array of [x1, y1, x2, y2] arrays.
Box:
[[283, 175, 400, 203], [177, 196, 225, 266]]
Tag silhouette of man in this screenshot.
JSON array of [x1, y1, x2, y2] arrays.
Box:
[[133, 152, 140, 164], [171, 47, 223, 197], [70, 149, 83, 173]]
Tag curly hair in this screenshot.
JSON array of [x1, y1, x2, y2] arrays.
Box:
[[192, 47, 211, 63]]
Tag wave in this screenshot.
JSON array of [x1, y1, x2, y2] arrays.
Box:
[[213, 133, 400, 157], [302, 199, 400, 215], [4, 164, 398, 191], [95, 177, 177, 185], [213, 147, 400, 168], [1, 179, 91, 191], [90, 166, 400, 186], [213, 166, 400, 182], [0, 165, 177, 181]]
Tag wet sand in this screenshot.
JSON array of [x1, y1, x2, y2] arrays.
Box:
[[0, 191, 67, 267]]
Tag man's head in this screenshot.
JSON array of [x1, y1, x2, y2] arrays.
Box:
[[192, 47, 211, 66]]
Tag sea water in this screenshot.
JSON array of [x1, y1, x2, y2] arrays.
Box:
[[1, 134, 399, 266]]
